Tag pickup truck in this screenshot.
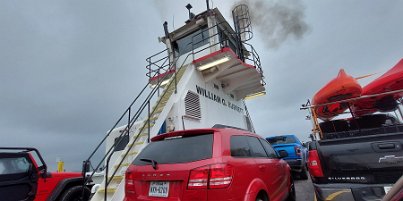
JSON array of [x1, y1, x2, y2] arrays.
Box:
[[308, 114, 403, 201], [0, 147, 91, 201], [266, 134, 308, 179]]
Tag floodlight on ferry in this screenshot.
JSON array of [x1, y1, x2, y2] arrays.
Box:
[[244, 91, 266, 100], [150, 78, 170, 88], [196, 56, 231, 71]]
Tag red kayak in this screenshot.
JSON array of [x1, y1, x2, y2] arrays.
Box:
[[313, 69, 362, 120], [353, 58, 403, 116]]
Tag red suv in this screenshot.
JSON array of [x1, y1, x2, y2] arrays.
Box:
[[125, 128, 295, 201]]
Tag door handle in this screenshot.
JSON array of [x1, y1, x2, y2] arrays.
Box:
[[378, 143, 395, 149], [258, 165, 266, 170], [372, 142, 400, 152]]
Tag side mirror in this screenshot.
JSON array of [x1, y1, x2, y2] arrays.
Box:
[[82, 160, 91, 178], [36, 166, 49, 178], [278, 150, 288, 158]]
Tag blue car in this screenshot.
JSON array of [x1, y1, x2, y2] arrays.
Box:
[[266, 134, 308, 180]]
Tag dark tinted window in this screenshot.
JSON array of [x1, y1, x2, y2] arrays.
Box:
[[259, 138, 278, 158], [230, 136, 251, 157], [231, 136, 267, 158], [175, 26, 209, 55], [246, 137, 267, 157], [133, 134, 213, 165], [267, 136, 296, 145], [114, 134, 129, 151]]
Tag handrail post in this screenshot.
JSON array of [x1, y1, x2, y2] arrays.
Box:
[[147, 100, 151, 143], [174, 69, 177, 94], [253, 49, 256, 67], [128, 107, 131, 126], [148, 58, 152, 79], [104, 157, 109, 201], [157, 73, 160, 96]]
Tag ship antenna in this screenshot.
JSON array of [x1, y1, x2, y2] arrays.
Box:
[[185, 4, 193, 20]]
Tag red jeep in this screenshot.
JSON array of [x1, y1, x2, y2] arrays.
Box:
[[0, 147, 90, 201]]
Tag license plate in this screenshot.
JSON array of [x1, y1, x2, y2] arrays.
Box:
[[384, 186, 392, 194], [149, 181, 169, 197]]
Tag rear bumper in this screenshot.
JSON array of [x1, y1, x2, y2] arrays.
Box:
[[284, 159, 304, 172], [313, 183, 393, 201]]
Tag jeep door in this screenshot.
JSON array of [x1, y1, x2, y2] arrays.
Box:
[[0, 152, 38, 201]]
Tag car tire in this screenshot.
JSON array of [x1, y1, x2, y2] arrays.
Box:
[[59, 186, 90, 201], [286, 176, 296, 201], [255, 192, 269, 201], [299, 165, 308, 180]]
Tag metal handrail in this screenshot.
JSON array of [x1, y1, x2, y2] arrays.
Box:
[[103, 52, 194, 200], [83, 56, 179, 191], [242, 42, 265, 85], [146, 49, 172, 79], [145, 19, 265, 88], [189, 21, 265, 86], [145, 21, 236, 82]]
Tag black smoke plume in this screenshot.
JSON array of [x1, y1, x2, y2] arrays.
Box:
[[233, 0, 310, 49]]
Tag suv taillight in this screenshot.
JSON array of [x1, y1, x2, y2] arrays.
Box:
[[188, 164, 233, 190], [209, 164, 233, 189], [188, 166, 209, 189], [308, 150, 324, 177], [125, 169, 136, 195], [294, 146, 301, 156]]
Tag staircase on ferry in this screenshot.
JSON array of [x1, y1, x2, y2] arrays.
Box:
[[85, 49, 191, 201]]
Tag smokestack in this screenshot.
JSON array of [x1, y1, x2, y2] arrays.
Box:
[[206, 0, 210, 10]]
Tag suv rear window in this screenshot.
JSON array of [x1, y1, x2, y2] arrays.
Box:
[[133, 134, 213, 165]]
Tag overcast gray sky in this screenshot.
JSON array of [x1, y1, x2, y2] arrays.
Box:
[[1, 0, 402, 171]]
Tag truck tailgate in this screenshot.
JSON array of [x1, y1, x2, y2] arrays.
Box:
[[272, 144, 299, 158], [317, 132, 403, 184]]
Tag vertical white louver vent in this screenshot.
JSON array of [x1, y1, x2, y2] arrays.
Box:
[[185, 91, 201, 119]]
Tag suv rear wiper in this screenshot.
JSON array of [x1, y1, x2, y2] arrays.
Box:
[[140, 158, 158, 170]]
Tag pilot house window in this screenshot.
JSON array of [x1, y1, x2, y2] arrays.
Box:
[[174, 26, 209, 55]]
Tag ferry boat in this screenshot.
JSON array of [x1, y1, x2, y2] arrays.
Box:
[[83, 4, 266, 201]]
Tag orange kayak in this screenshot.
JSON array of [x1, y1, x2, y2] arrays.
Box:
[[313, 69, 362, 120], [353, 59, 403, 116]]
